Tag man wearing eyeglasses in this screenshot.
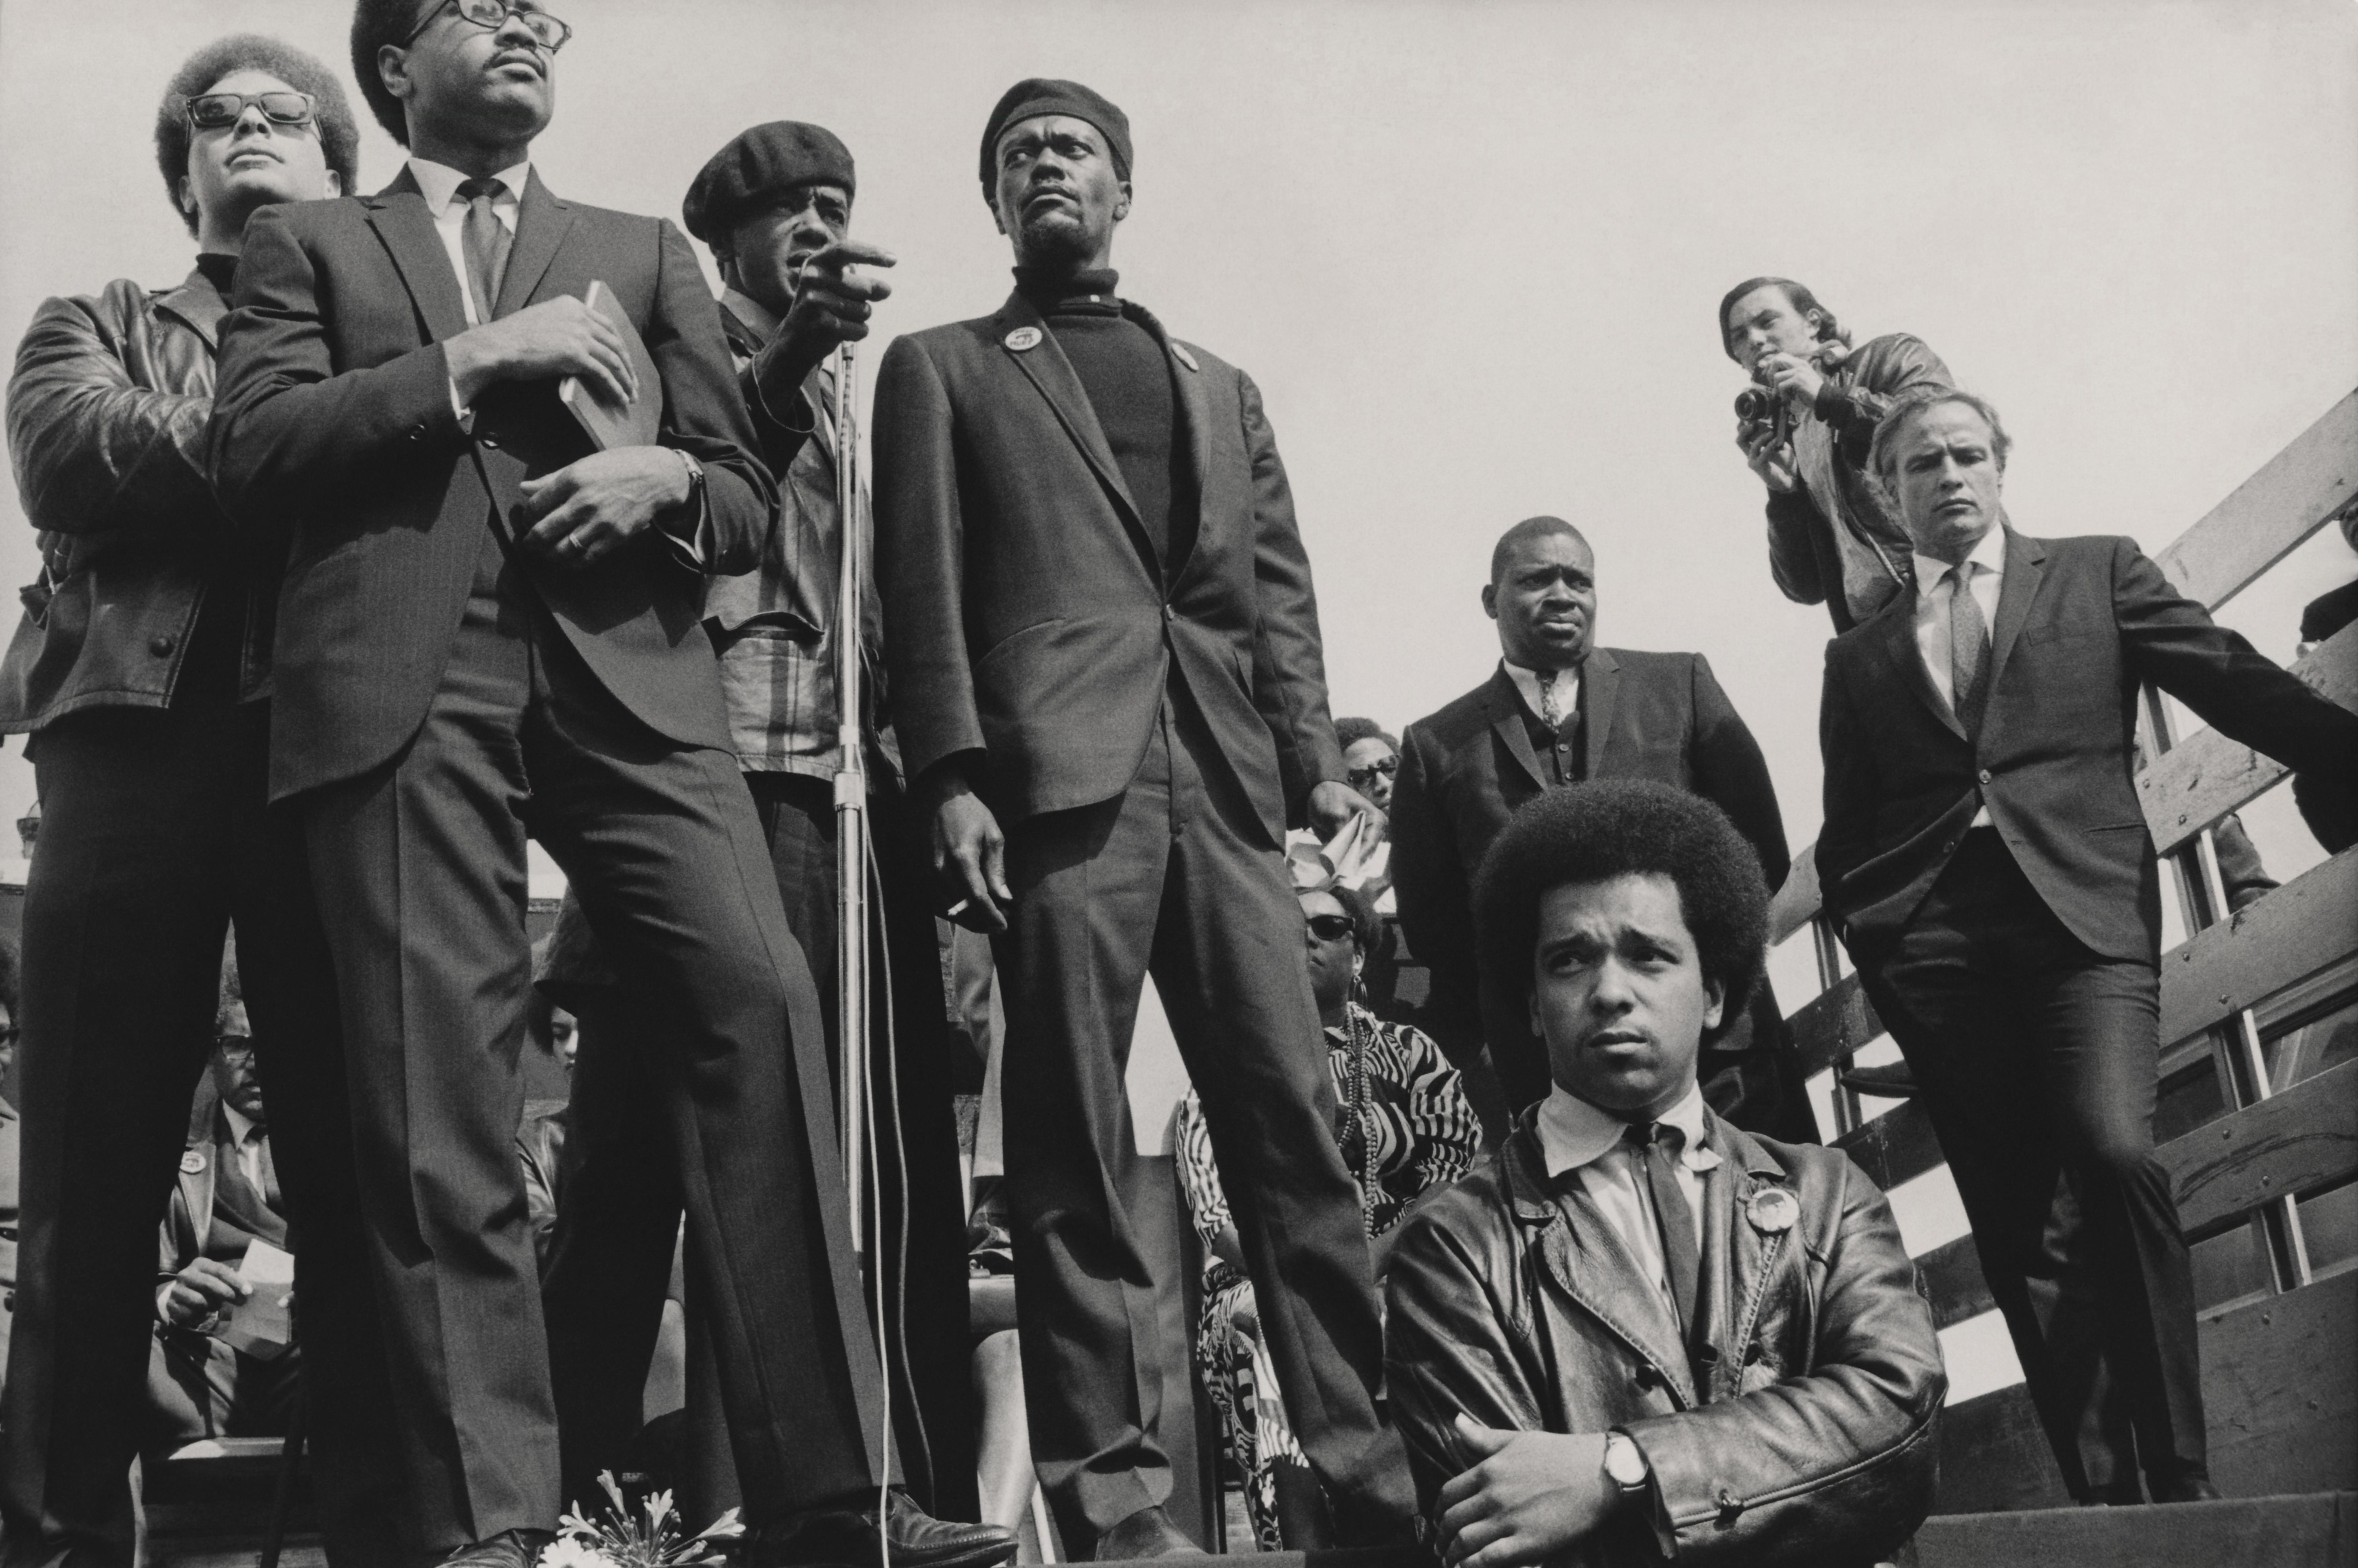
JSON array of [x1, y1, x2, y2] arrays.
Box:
[[0, 35, 402, 1568], [208, 6, 1004, 1566]]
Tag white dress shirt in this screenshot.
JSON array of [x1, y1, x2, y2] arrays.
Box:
[[1501, 659, 1580, 730], [1912, 525, 2007, 827], [1536, 1080, 1719, 1317], [220, 1103, 270, 1201], [409, 156, 527, 328]]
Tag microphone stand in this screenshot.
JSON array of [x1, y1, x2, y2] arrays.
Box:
[[832, 341, 869, 1264]]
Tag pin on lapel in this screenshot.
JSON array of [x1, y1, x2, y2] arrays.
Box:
[[180, 1150, 207, 1174], [1746, 1186, 1798, 1235], [1004, 326, 1043, 352], [1170, 343, 1200, 372]]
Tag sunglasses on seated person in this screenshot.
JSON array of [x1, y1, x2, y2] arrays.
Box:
[[1305, 912, 1356, 943], [405, 0, 574, 52], [183, 92, 317, 131], [1345, 756, 1398, 783]]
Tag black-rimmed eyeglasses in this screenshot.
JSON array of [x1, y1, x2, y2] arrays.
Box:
[[184, 92, 317, 132], [406, 0, 572, 52]]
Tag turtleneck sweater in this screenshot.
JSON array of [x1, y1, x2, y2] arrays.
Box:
[[1013, 266, 1196, 581]]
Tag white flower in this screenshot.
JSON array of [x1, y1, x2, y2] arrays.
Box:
[[537, 1538, 611, 1568]]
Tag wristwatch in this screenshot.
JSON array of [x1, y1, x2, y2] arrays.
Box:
[[1603, 1430, 1651, 1499], [672, 447, 707, 514]]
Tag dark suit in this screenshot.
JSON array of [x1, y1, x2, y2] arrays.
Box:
[[873, 290, 1414, 1543], [1392, 653, 1814, 1136], [209, 170, 883, 1545], [1817, 528, 2358, 1498]]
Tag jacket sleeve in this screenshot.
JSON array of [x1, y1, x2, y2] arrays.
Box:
[[1620, 1159, 1944, 1567], [1814, 643, 1879, 934], [1237, 369, 1344, 815], [207, 204, 469, 525], [1383, 1193, 1554, 1520], [1764, 488, 1831, 608], [8, 287, 220, 538], [740, 337, 821, 481], [1817, 334, 1952, 471], [1687, 654, 1791, 892], [2114, 539, 2358, 790], [1389, 724, 1484, 1068], [645, 218, 776, 579], [872, 333, 984, 783]]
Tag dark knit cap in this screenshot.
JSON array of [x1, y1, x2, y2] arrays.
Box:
[[683, 121, 855, 244], [979, 78, 1131, 195]]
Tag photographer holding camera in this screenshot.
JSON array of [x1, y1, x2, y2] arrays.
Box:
[[1723, 276, 1952, 633]]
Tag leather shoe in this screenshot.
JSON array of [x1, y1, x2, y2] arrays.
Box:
[[1838, 1060, 1920, 1099], [748, 1490, 1016, 1568], [2156, 1476, 2223, 1503], [441, 1530, 554, 1568], [1092, 1505, 1206, 1561]]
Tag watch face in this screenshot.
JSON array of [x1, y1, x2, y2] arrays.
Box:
[[1606, 1435, 1648, 1486]]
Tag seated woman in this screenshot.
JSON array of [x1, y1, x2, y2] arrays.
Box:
[[1174, 882, 1479, 1548]]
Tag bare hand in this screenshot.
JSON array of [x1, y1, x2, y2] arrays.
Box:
[[448, 294, 638, 410], [1755, 350, 1826, 408], [1738, 420, 1797, 493], [1310, 781, 1386, 843], [164, 1257, 250, 1328], [1437, 1416, 1617, 1568], [927, 770, 1011, 933], [515, 447, 691, 567], [770, 239, 898, 384]]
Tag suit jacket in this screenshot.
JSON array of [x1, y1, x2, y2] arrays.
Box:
[[160, 1100, 288, 1286], [872, 290, 1342, 839], [1386, 1111, 1942, 1567], [207, 170, 778, 801], [1392, 652, 1788, 1060], [1818, 528, 2358, 963]]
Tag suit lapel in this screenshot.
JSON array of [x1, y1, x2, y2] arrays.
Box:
[[1534, 1169, 1700, 1408], [493, 170, 575, 318], [364, 170, 471, 344], [1874, 585, 1968, 742], [156, 269, 226, 350], [1483, 667, 1547, 792], [996, 292, 1139, 522], [1580, 648, 1618, 781], [1126, 302, 1210, 582], [1985, 526, 2046, 707]]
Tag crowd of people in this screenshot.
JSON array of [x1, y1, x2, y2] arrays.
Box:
[[0, 5, 2354, 1568]]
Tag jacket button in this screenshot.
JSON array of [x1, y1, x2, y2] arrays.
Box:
[[149, 636, 175, 657], [1164, 604, 1175, 621], [1943, 839, 1957, 853], [1978, 768, 1992, 784], [1556, 742, 1570, 754], [480, 435, 501, 450]]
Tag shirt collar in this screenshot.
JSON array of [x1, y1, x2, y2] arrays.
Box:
[[720, 285, 782, 343], [1535, 1079, 1717, 1179], [1912, 523, 2007, 594], [221, 1102, 261, 1147], [408, 156, 531, 213]]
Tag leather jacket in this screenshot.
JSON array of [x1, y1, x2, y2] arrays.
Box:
[[0, 269, 272, 732], [1386, 1109, 1943, 1567]]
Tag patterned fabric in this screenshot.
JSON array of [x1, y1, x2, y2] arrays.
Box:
[[1173, 1002, 1479, 1546]]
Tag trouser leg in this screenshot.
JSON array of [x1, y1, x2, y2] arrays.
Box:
[[521, 629, 883, 1520], [1, 708, 239, 1567], [1145, 695, 1416, 1543]]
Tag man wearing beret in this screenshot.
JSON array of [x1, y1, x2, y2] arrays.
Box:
[[874, 78, 1416, 1555], [542, 122, 991, 1528]]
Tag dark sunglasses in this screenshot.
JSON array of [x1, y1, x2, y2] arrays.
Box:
[[184, 92, 317, 131], [1305, 913, 1356, 942], [1346, 755, 1398, 781], [406, 0, 573, 52]]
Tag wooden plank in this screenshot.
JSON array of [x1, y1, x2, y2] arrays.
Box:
[[2153, 388, 2358, 612], [1929, 1270, 2358, 1515], [2160, 849, 2358, 1051], [1910, 1493, 2358, 1568], [1786, 972, 1882, 1078], [1769, 854, 1824, 947], [2165, 1059, 2358, 1236], [1836, 1099, 1945, 1192], [1917, 1233, 1996, 1332], [2139, 624, 2358, 856]]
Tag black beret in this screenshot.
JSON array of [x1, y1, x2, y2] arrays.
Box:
[[979, 78, 1131, 196], [684, 121, 855, 244]]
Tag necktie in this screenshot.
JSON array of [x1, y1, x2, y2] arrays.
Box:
[[1947, 563, 1990, 737], [252, 1128, 282, 1214], [1538, 669, 1566, 730], [456, 177, 513, 323], [1624, 1121, 1701, 1340]]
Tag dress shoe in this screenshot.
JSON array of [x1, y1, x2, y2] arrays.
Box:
[[747, 1490, 1016, 1568], [1091, 1505, 1206, 1561], [2156, 1476, 2223, 1503], [441, 1530, 554, 1568], [1838, 1060, 1919, 1099]]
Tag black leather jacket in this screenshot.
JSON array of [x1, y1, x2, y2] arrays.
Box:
[[0, 269, 272, 732], [1386, 1109, 1943, 1567]]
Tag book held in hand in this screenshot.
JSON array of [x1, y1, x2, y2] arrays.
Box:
[[559, 279, 661, 452]]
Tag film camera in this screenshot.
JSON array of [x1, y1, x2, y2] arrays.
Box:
[[1734, 381, 1790, 446]]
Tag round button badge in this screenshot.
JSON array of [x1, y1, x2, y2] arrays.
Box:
[[1004, 327, 1043, 352]]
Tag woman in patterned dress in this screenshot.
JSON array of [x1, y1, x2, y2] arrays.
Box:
[[1174, 883, 1480, 1548]]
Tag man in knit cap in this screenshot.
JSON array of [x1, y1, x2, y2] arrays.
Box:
[[872, 77, 1416, 1556]]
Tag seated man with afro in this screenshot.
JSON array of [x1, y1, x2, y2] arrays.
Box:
[[1385, 779, 1942, 1567]]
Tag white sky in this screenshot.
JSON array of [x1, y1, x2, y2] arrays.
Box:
[[0, 0, 2351, 1412]]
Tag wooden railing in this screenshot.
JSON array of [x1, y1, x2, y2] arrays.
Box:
[[1771, 387, 2358, 1512]]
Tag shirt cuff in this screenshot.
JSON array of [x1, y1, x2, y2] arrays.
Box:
[[654, 457, 711, 570], [448, 375, 474, 434], [156, 1280, 177, 1325]]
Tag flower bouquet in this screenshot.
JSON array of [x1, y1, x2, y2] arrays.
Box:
[[541, 1473, 745, 1568]]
